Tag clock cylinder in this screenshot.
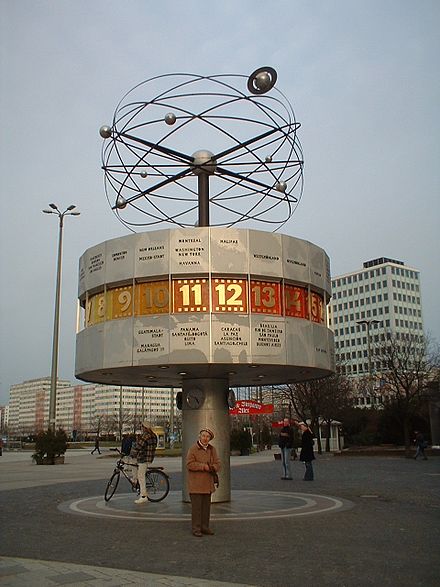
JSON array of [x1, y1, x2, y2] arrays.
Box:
[[75, 226, 334, 503]]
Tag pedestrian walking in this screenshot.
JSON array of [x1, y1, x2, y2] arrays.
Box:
[[414, 431, 428, 460], [278, 418, 294, 480], [296, 422, 315, 481], [130, 421, 158, 504], [186, 428, 220, 537], [91, 435, 101, 455]]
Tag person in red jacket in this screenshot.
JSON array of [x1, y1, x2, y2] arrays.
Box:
[[186, 428, 221, 537]]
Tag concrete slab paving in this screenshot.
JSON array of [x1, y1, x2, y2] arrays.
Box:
[[1, 449, 439, 586]]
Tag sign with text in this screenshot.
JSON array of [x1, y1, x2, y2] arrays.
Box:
[[229, 400, 274, 415]]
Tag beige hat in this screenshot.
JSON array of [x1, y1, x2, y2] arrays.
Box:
[[142, 420, 152, 429], [199, 428, 214, 440]]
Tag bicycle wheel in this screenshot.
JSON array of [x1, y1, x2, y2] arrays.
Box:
[[146, 469, 170, 502], [104, 471, 120, 502]]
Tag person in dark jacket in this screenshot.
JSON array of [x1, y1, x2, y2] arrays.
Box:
[[91, 435, 101, 455], [121, 433, 134, 456], [414, 431, 428, 460], [278, 418, 294, 480], [296, 422, 315, 481]]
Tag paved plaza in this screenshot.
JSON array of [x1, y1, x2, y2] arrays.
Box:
[[0, 449, 439, 586]]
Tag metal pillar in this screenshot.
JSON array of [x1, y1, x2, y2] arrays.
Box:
[[198, 172, 210, 227], [48, 215, 64, 430], [181, 378, 230, 503]]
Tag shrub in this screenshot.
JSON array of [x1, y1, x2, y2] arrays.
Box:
[[32, 428, 68, 464], [230, 428, 253, 453]]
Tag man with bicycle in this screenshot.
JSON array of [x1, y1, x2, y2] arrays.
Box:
[[130, 420, 158, 504]]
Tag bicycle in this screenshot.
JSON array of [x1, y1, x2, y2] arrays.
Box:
[[104, 448, 170, 502]]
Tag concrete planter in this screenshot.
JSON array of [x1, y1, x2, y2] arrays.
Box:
[[33, 455, 65, 465]]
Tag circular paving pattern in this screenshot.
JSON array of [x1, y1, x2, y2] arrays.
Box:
[[59, 490, 353, 521]]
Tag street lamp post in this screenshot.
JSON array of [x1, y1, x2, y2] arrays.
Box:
[[357, 319, 381, 398], [43, 203, 80, 431]]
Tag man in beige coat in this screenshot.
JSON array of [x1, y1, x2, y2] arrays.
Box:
[[186, 428, 221, 537]]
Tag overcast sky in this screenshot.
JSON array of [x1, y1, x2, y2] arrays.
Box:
[[1, 0, 439, 405]]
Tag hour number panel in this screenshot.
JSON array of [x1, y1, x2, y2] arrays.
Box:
[[136, 280, 170, 315], [85, 292, 106, 326], [107, 286, 133, 320], [250, 280, 281, 315], [211, 278, 248, 313], [309, 291, 324, 324], [284, 284, 308, 319], [172, 278, 209, 313]]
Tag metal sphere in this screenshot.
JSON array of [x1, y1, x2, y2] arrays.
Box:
[[99, 125, 112, 139], [255, 72, 271, 93], [265, 156, 272, 163], [116, 195, 127, 209], [164, 112, 177, 125], [191, 150, 217, 175], [247, 67, 278, 95], [275, 181, 287, 193], [140, 170, 148, 178]]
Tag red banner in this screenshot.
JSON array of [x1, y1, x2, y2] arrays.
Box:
[[271, 419, 295, 428], [229, 400, 274, 415]]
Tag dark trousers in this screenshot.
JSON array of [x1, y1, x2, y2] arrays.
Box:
[[190, 493, 212, 533], [303, 461, 314, 480]]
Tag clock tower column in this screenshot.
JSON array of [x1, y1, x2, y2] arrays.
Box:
[[182, 378, 231, 503]]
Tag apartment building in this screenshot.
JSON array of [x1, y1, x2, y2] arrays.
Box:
[[329, 257, 424, 406], [8, 377, 72, 435], [7, 377, 177, 437]]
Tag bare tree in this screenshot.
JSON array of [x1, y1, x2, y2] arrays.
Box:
[[274, 372, 352, 453], [112, 409, 135, 441], [377, 331, 439, 454], [317, 374, 353, 451]]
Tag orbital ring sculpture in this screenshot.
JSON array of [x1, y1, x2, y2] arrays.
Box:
[[100, 67, 304, 231]]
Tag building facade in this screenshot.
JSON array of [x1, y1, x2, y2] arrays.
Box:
[[329, 257, 424, 406], [7, 377, 178, 438]]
